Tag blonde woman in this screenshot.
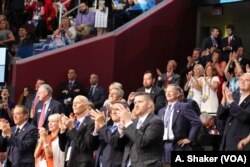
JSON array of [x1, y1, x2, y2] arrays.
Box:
[[184, 64, 204, 108], [34, 113, 65, 167]]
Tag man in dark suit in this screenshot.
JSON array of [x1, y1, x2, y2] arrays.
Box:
[[158, 84, 201, 166], [25, 78, 46, 120], [128, 70, 166, 114], [201, 27, 221, 51], [218, 73, 250, 151], [89, 101, 128, 167], [221, 24, 242, 53], [156, 60, 181, 88], [33, 84, 65, 129], [58, 68, 85, 116], [0, 105, 38, 167], [121, 92, 164, 167], [88, 73, 107, 109], [58, 95, 95, 167], [236, 46, 249, 69], [199, 112, 224, 151]]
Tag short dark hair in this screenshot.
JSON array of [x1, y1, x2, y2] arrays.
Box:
[[15, 105, 29, 115], [144, 70, 155, 79], [226, 24, 234, 31]]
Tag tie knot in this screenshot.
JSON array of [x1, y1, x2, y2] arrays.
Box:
[[15, 127, 20, 136]]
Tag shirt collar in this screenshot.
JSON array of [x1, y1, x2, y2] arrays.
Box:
[[138, 113, 150, 125], [17, 121, 27, 130]]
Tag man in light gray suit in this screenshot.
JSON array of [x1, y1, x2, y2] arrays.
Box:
[[121, 92, 164, 167]]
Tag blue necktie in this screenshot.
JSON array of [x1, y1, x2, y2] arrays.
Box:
[[74, 121, 80, 130], [110, 125, 118, 133], [136, 120, 143, 129], [164, 105, 172, 128]]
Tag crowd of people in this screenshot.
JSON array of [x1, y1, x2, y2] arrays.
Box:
[[0, 36, 250, 166], [0, 0, 157, 59], [0, 1, 250, 166]]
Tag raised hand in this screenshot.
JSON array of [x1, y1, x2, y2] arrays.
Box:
[[156, 68, 162, 77]]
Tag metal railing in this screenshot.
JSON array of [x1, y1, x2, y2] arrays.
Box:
[[58, 0, 81, 25]]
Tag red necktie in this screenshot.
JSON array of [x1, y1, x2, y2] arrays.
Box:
[[228, 37, 232, 45], [32, 95, 39, 110], [165, 75, 169, 87], [38, 103, 46, 128]]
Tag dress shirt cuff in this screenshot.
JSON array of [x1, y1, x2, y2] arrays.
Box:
[[125, 121, 133, 128], [118, 127, 124, 138], [92, 131, 99, 136]]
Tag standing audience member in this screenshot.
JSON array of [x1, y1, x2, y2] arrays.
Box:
[[25, 78, 46, 119], [224, 52, 244, 93], [199, 64, 220, 115], [88, 73, 107, 109], [103, 82, 123, 107], [236, 46, 249, 69], [33, 84, 65, 129], [34, 113, 65, 167], [156, 60, 181, 88], [207, 49, 226, 101], [158, 84, 201, 166], [184, 64, 204, 108], [95, 0, 109, 35], [201, 27, 221, 51], [58, 68, 85, 116], [0, 88, 15, 125], [199, 112, 224, 135], [0, 105, 38, 167], [17, 86, 34, 106], [180, 48, 207, 77], [120, 92, 164, 167], [221, 24, 242, 58], [58, 95, 95, 167], [218, 73, 250, 151], [89, 101, 128, 167], [128, 70, 166, 114], [0, 20, 15, 49], [43, 0, 57, 34]]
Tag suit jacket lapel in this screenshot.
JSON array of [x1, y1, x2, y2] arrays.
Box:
[[240, 94, 250, 108], [172, 102, 180, 126], [139, 113, 154, 131], [44, 100, 53, 121]]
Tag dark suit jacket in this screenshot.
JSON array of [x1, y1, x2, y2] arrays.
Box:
[[201, 36, 221, 51], [58, 80, 86, 116], [24, 93, 36, 112], [88, 85, 107, 109], [58, 80, 85, 101], [158, 101, 201, 145], [221, 35, 242, 52], [217, 93, 250, 151], [136, 86, 166, 114], [122, 113, 164, 167], [91, 125, 127, 167], [0, 122, 38, 167], [32, 99, 65, 129], [58, 116, 95, 167]]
